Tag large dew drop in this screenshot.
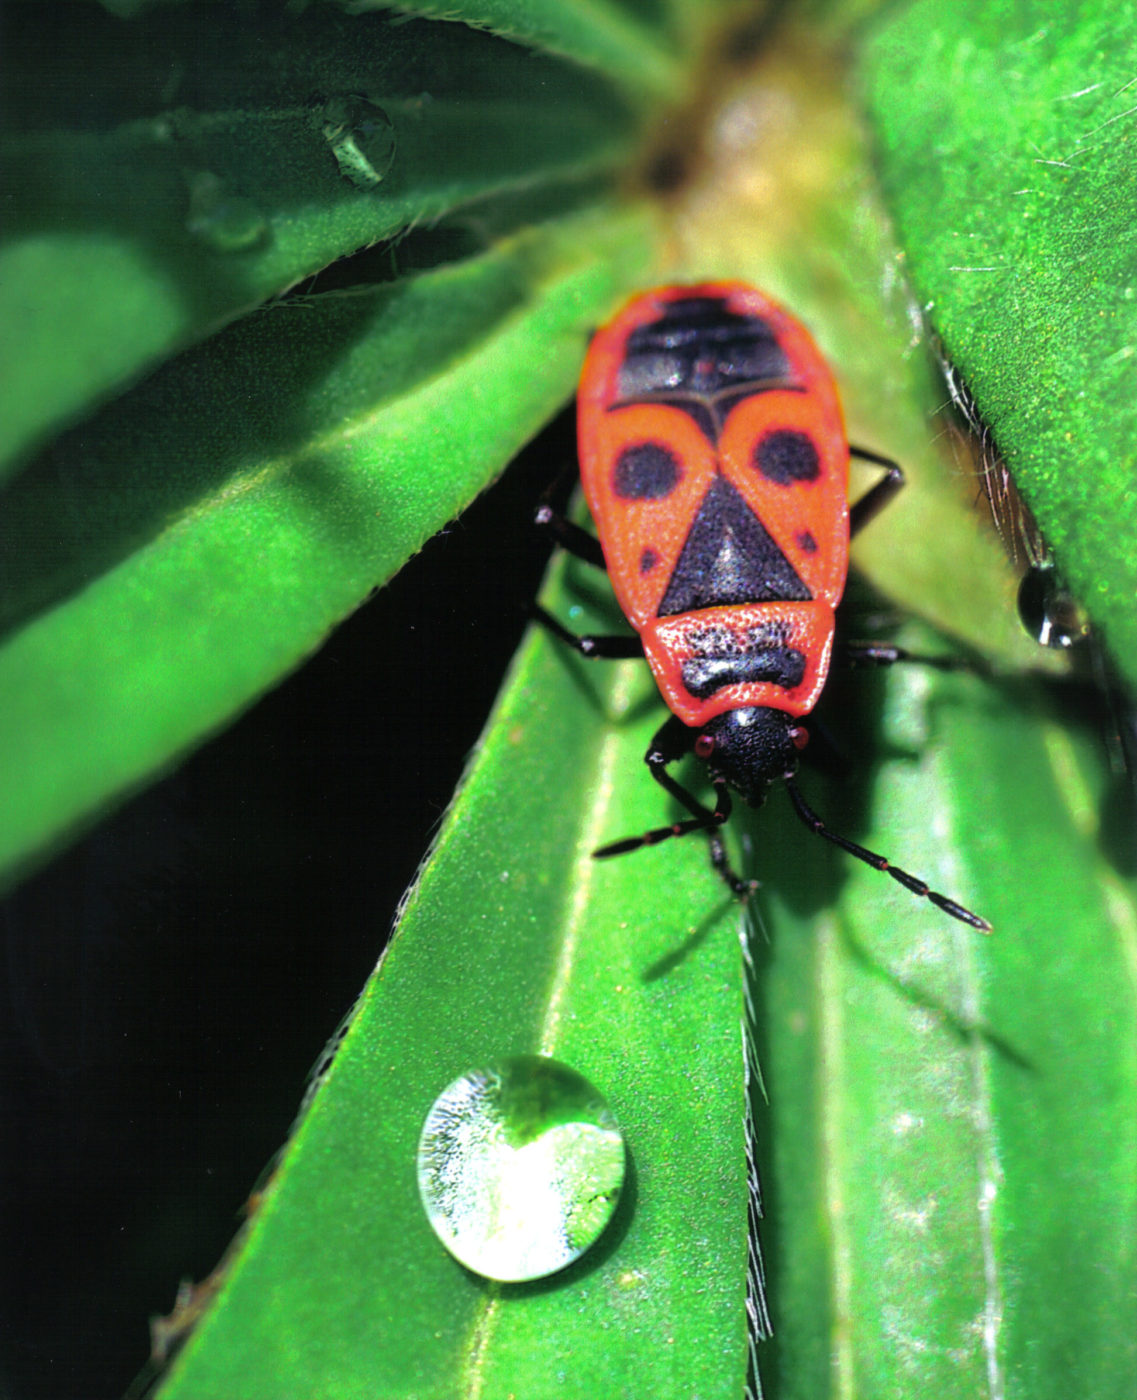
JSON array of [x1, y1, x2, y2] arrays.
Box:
[[417, 1057, 625, 1283], [320, 96, 397, 189]]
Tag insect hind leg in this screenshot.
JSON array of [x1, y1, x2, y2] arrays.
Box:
[[530, 603, 642, 659]]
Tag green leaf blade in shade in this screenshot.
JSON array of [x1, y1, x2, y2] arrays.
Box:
[[0, 205, 659, 890], [340, 0, 685, 102], [0, 3, 637, 474], [749, 647, 1137, 1398], [862, 1, 1137, 687], [153, 558, 749, 1399]]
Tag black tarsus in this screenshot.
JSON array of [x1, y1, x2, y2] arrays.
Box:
[[782, 775, 992, 931], [849, 445, 905, 537], [532, 512, 754, 891]]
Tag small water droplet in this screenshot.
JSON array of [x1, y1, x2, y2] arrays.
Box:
[[320, 95, 396, 189], [185, 172, 268, 253], [417, 1056, 625, 1282]]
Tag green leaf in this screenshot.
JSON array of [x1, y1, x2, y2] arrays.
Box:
[[668, 27, 1051, 675], [863, 0, 1137, 687], [0, 205, 659, 890], [11, 7, 1136, 1395], [146, 588, 1137, 1397], [0, 3, 637, 472], [751, 643, 1137, 1397], [341, 0, 687, 101], [155, 557, 748, 1399]]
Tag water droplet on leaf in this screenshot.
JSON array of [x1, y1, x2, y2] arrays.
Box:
[[320, 95, 396, 189], [418, 1057, 625, 1282], [185, 172, 268, 253]]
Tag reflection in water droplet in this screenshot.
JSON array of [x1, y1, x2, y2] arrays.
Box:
[[185, 171, 268, 253], [320, 95, 397, 189], [417, 1056, 625, 1282]]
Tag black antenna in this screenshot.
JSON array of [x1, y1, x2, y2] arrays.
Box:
[[783, 777, 992, 932]]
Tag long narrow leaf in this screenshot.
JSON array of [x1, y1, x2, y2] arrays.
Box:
[[750, 649, 1137, 1397], [0, 206, 659, 888], [156, 558, 749, 1399], [343, 0, 685, 101], [864, 0, 1137, 685], [0, 4, 636, 472]]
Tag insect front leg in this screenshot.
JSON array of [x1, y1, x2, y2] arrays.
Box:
[[594, 715, 757, 897]]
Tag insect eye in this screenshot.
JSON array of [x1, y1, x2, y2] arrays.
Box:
[[789, 725, 810, 751], [694, 734, 715, 759]]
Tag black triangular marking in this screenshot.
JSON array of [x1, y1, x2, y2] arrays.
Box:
[[657, 477, 811, 616]]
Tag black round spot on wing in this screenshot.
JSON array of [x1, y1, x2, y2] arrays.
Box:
[[612, 441, 682, 499], [639, 547, 659, 574], [795, 529, 818, 554], [753, 429, 820, 484]]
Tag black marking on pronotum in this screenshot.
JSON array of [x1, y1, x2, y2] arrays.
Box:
[[680, 620, 807, 698], [658, 477, 811, 616], [613, 295, 803, 441]]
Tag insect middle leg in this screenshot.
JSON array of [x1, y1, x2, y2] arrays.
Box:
[[837, 639, 976, 671], [530, 604, 642, 659], [534, 501, 607, 569], [844, 449, 985, 674], [532, 500, 640, 656]]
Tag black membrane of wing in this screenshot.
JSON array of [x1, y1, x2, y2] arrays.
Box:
[[614, 296, 800, 442]]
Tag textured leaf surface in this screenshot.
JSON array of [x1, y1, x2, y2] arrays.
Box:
[[671, 28, 1049, 675], [157, 559, 748, 1399], [0, 207, 658, 889], [341, 0, 687, 100], [864, 0, 1137, 686], [0, 3, 635, 472], [750, 646, 1137, 1398]]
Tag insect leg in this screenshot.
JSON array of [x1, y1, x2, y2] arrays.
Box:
[[838, 640, 976, 672], [534, 502, 607, 569], [594, 716, 757, 896], [530, 603, 642, 659], [848, 446, 905, 537], [783, 776, 991, 931]]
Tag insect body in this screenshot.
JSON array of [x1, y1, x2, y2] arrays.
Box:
[[538, 283, 989, 931]]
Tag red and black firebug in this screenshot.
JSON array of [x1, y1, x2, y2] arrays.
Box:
[[535, 282, 990, 931]]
